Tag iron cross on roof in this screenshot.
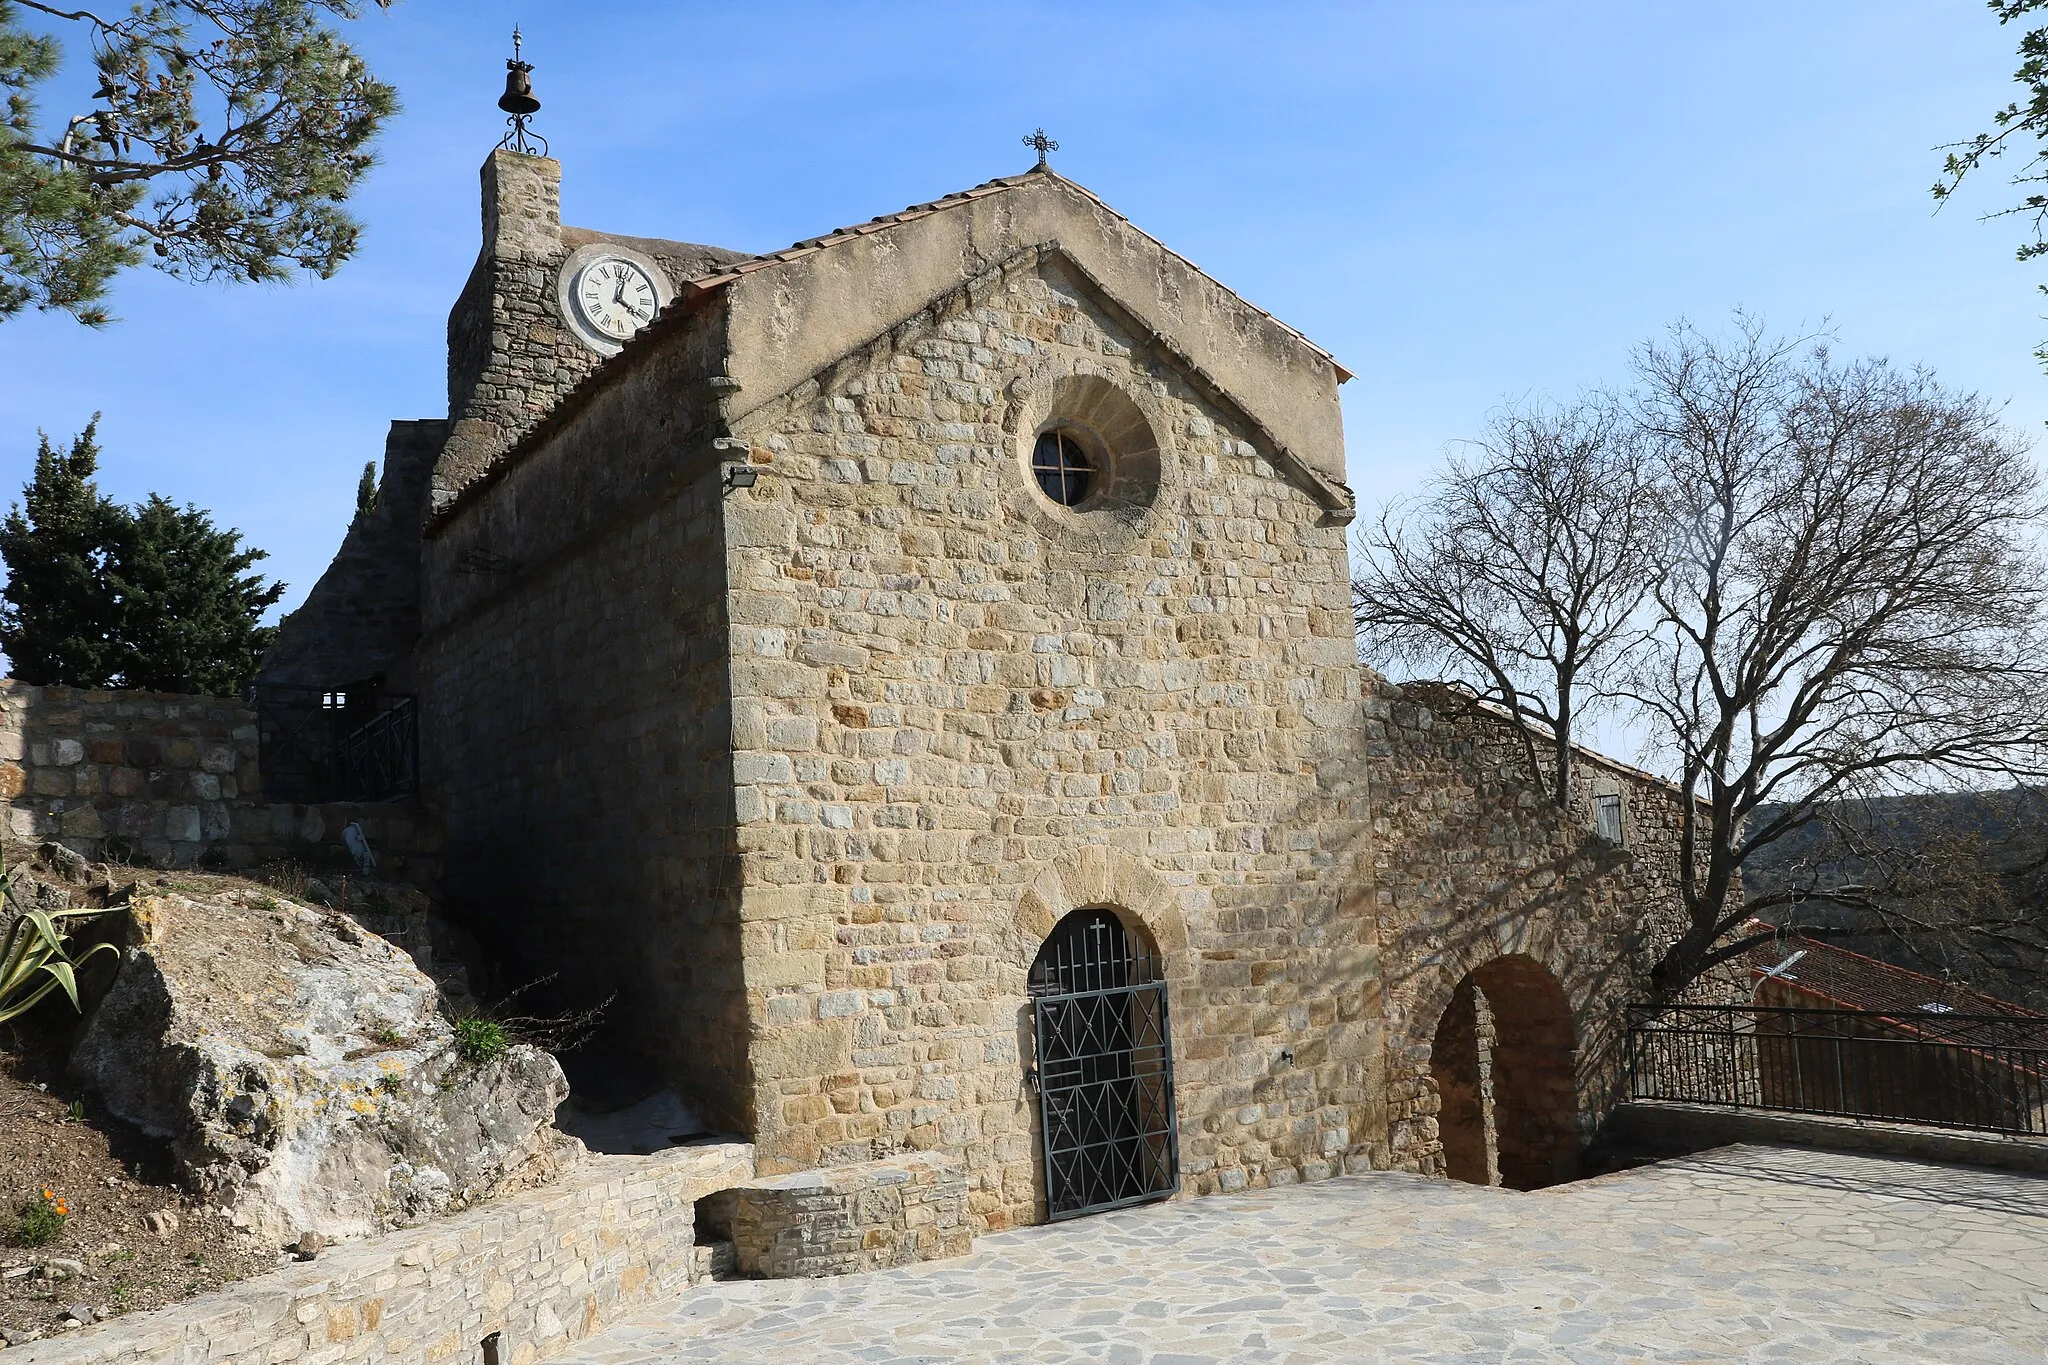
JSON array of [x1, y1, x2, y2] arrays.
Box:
[[1023, 128, 1058, 169]]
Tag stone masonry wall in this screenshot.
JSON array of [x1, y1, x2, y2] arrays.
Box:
[[1430, 975, 1496, 1185], [723, 251, 1379, 1231], [415, 294, 751, 1133], [0, 682, 440, 884], [10, 1143, 754, 1365], [257, 420, 446, 694], [714, 1151, 971, 1279], [436, 150, 571, 511], [434, 151, 747, 514], [257, 155, 751, 711], [1365, 678, 1719, 1176]]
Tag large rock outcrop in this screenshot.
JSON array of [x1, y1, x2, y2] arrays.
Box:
[[70, 886, 576, 1243]]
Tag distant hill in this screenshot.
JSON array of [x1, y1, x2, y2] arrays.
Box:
[[1741, 788, 2048, 1010]]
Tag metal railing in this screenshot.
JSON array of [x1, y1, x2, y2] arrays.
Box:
[[1628, 1003, 2048, 1138], [333, 698, 418, 801], [249, 684, 418, 803]]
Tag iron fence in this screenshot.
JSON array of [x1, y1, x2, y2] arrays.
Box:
[[249, 683, 418, 803], [333, 698, 418, 801], [1627, 1003, 2048, 1137]]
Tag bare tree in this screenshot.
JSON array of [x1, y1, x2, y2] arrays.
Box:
[[1352, 396, 1657, 809], [1357, 314, 2048, 1003], [1626, 317, 2048, 997]]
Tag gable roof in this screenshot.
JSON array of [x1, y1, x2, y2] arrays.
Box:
[[560, 225, 749, 278], [430, 165, 1354, 531], [713, 167, 1350, 496], [676, 169, 1351, 382]]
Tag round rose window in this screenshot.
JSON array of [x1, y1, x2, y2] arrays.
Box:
[[1031, 430, 1094, 507]]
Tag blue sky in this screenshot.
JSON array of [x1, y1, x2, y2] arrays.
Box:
[[2, 0, 2045, 621]]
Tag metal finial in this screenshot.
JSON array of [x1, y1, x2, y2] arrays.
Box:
[[496, 27, 548, 157], [1023, 128, 1058, 169]]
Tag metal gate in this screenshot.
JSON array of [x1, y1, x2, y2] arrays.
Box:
[[1029, 908, 1179, 1220], [248, 683, 418, 803]]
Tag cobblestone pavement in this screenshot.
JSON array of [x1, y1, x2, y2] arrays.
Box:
[[557, 1144, 2048, 1363]]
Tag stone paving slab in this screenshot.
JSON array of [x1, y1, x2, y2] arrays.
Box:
[[556, 1144, 2048, 1363]]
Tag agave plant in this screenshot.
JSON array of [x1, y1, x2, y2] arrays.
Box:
[[0, 856, 120, 1025]]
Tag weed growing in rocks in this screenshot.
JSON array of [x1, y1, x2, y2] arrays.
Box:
[[453, 1016, 509, 1066]]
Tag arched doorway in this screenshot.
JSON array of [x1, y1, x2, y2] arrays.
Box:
[[1428, 954, 1578, 1190], [1028, 908, 1179, 1219]]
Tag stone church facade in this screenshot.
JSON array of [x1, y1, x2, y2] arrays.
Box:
[[264, 147, 1704, 1232]]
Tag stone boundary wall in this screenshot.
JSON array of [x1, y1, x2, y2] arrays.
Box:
[[1366, 677, 1723, 1178], [10, 1143, 754, 1365], [709, 1152, 973, 1279], [1604, 1100, 2048, 1175], [0, 682, 440, 885]]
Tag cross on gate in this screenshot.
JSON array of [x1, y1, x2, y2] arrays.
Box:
[[1024, 128, 1059, 168]]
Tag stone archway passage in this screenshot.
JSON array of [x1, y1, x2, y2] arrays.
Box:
[[1430, 977, 1494, 1186], [1428, 954, 1579, 1191], [1028, 908, 1179, 1219]]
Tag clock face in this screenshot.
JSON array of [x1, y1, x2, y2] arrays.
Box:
[[572, 257, 659, 342]]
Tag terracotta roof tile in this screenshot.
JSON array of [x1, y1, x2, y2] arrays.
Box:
[[1745, 918, 2043, 1021]]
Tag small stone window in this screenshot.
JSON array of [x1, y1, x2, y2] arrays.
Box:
[[1031, 430, 1094, 507], [1005, 374, 1163, 540], [1595, 793, 1624, 845]]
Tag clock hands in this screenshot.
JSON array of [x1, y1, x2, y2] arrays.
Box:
[[610, 268, 654, 322], [577, 260, 657, 337]]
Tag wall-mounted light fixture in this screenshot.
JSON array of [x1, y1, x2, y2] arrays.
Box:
[[723, 465, 759, 495]]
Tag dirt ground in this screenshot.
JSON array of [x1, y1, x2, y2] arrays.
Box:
[[0, 1017, 280, 1346], [0, 858, 437, 1347]]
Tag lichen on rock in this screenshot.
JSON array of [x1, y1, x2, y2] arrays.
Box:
[[69, 887, 577, 1243]]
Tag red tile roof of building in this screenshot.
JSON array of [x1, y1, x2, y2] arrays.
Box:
[[1744, 918, 2044, 1035]]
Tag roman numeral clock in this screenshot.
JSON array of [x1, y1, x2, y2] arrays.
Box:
[[555, 243, 674, 356]]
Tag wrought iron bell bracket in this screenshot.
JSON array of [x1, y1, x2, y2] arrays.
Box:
[[495, 27, 548, 157]]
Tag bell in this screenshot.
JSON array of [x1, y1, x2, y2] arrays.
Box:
[[498, 61, 539, 117]]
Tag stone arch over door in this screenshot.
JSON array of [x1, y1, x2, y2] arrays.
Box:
[[1003, 845, 1192, 994], [1426, 954, 1579, 1190]]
